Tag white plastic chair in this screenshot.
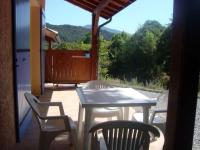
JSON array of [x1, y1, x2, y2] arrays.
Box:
[[89, 120, 161, 150], [24, 92, 77, 150], [132, 90, 169, 133], [83, 80, 123, 124]]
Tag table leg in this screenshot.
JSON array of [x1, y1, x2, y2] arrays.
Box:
[[143, 106, 150, 123], [84, 107, 92, 150], [124, 107, 129, 120], [77, 103, 84, 150]]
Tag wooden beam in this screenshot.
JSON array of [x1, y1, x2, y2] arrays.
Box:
[[88, 0, 119, 12], [81, 0, 114, 16], [65, 0, 136, 19], [164, 0, 200, 149], [91, 13, 100, 80], [111, 0, 127, 8], [66, 0, 109, 18], [94, 0, 113, 14]]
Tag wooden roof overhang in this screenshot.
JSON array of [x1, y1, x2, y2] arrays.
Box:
[[45, 27, 60, 43], [65, 0, 135, 19], [45, 27, 60, 49]]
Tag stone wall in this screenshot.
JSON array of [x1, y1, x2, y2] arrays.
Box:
[[0, 0, 16, 148]]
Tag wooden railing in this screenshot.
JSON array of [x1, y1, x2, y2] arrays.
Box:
[[45, 50, 94, 84]]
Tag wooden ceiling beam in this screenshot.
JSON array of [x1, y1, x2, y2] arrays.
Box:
[[106, 0, 136, 17], [115, 0, 132, 5], [82, 0, 114, 16], [92, 0, 124, 11], [66, 0, 109, 18], [87, 0, 118, 14], [110, 1, 125, 8], [108, 0, 135, 11], [86, 0, 119, 18], [66, 0, 93, 11], [111, 0, 135, 9], [84, 0, 113, 16], [94, 0, 113, 15], [65, 0, 136, 19], [104, 5, 119, 12]]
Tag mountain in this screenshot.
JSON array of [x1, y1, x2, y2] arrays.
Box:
[[84, 25, 121, 34], [46, 23, 119, 42]]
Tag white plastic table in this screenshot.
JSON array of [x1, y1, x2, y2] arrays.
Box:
[[76, 87, 157, 150]]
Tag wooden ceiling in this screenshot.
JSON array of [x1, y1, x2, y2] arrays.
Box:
[[65, 0, 136, 19]]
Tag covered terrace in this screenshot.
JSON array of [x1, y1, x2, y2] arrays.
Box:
[[36, 0, 200, 149], [0, 0, 199, 150], [16, 0, 166, 149]]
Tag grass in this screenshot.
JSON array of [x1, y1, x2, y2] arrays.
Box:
[[103, 77, 164, 93]]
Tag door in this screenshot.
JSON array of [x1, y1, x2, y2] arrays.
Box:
[[14, 0, 31, 141], [40, 9, 45, 93]]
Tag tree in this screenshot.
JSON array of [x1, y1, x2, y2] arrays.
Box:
[[82, 32, 91, 44], [98, 36, 111, 78], [155, 24, 172, 88], [156, 24, 172, 74], [107, 20, 167, 84], [108, 32, 131, 78]]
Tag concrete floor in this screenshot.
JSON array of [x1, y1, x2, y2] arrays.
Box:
[[14, 84, 164, 150]]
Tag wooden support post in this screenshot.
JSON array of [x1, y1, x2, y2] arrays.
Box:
[[164, 0, 200, 149], [91, 13, 99, 80], [90, 0, 112, 80]]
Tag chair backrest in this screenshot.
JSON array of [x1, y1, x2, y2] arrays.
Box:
[[155, 90, 169, 110], [24, 92, 41, 115], [83, 80, 113, 89], [149, 90, 169, 130], [24, 92, 45, 130], [89, 121, 160, 150]]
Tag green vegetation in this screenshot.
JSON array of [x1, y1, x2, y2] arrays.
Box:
[[107, 21, 171, 89], [103, 78, 163, 92], [52, 42, 91, 50], [49, 20, 172, 90], [98, 36, 112, 78]]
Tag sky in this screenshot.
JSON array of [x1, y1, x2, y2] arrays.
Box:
[[45, 0, 173, 34]]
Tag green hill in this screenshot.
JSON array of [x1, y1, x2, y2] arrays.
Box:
[[46, 23, 116, 42]]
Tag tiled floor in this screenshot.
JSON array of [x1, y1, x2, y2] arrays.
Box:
[[14, 84, 164, 150]]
